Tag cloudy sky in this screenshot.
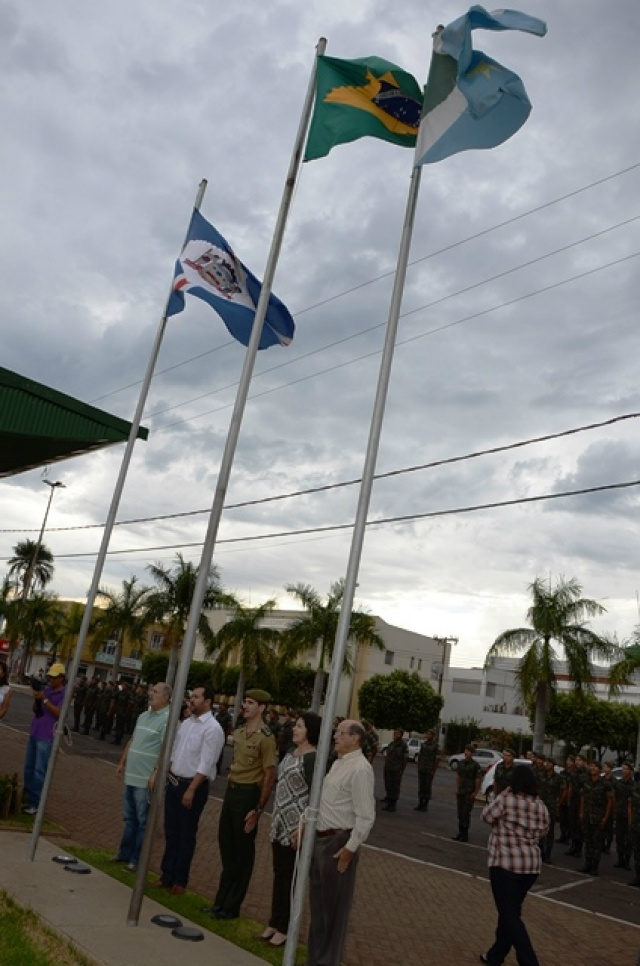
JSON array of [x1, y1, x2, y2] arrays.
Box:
[[2, 0, 639, 669]]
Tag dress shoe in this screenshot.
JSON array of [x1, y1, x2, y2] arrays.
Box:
[[171, 885, 185, 895], [269, 932, 287, 947], [201, 904, 221, 914], [215, 910, 238, 920]]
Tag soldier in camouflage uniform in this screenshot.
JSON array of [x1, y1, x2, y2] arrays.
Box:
[[112, 682, 131, 745], [556, 755, 574, 843], [362, 720, 379, 763], [415, 729, 438, 812], [382, 729, 408, 812], [72, 677, 88, 732], [580, 760, 614, 875], [566, 753, 589, 857], [97, 681, 115, 740], [538, 757, 564, 862], [629, 778, 640, 886], [613, 761, 634, 871], [82, 678, 99, 735], [453, 746, 481, 842], [601, 761, 615, 854], [493, 748, 516, 796]]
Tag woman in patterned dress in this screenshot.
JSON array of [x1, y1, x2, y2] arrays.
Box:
[[258, 711, 321, 947]]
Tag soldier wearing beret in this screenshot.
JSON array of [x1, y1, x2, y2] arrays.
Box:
[[453, 746, 481, 842], [205, 688, 277, 920]]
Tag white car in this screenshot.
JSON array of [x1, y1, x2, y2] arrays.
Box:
[[481, 758, 531, 802], [448, 748, 502, 772]]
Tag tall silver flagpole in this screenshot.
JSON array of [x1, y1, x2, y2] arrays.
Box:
[[283, 162, 423, 966], [126, 37, 327, 926], [27, 180, 208, 862]]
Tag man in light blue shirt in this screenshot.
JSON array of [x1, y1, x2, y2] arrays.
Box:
[[114, 682, 171, 870]]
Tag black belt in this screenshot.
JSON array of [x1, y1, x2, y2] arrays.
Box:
[[168, 772, 195, 786], [317, 828, 350, 838], [228, 781, 260, 789]]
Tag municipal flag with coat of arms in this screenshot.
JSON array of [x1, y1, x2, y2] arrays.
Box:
[[167, 209, 295, 350]]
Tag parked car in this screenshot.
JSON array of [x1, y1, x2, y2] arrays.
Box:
[[380, 737, 422, 762], [481, 758, 564, 802], [448, 748, 502, 772]]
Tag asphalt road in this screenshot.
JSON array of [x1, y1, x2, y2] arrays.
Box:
[[8, 689, 640, 927]]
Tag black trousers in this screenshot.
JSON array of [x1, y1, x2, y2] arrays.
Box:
[[456, 792, 474, 831], [486, 866, 539, 966], [383, 768, 403, 802], [214, 783, 260, 916], [160, 778, 208, 887], [307, 829, 359, 966], [418, 770, 435, 803], [269, 839, 297, 933]]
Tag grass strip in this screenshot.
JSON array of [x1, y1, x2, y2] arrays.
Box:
[[0, 890, 97, 966]]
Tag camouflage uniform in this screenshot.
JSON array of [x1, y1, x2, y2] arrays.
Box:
[[493, 761, 514, 796], [382, 736, 408, 812], [538, 768, 564, 862], [455, 757, 481, 841], [581, 775, 614, 875], [613, 772, 634, 870], [71, 678, 87, 732], [362, 726, 380, 763], [415, 737, 438, 811], [629, 784, 640, 885], [566, 764, 588, 856], [82, 680, 99, 734], [112, 684, 130, 745], [97, 683, 115, 739]]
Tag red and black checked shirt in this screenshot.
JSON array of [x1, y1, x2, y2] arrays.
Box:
[[482, 791, 550, 873]]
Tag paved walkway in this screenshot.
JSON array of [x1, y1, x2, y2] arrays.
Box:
[[1, 727, 635, 966]]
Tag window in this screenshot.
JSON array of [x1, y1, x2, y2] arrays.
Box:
[[148, 632, 165, 651], [409, 656, 415, 669], [103, 640, 117, 656], [384, 650, 395, 666], [417, 659, 422, 671], [485, 682, 496, 697], [451, 678, 481, 695]]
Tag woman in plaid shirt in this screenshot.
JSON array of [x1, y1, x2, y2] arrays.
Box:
[[480, 764, 549, 966]]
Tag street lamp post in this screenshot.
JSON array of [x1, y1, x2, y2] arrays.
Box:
[[15, 480, 65, 679]]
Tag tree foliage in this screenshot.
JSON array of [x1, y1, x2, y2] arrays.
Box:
[[8, 539, 54, 594], [284, 579, 385, 713], [358, 670, 443, 733], [485, 576, 617, 752], [544, 692, 639, 760]]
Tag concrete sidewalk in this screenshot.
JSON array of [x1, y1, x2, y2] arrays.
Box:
[[0, 831, 265, 966]]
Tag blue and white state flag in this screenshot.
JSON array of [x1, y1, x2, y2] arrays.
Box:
[[167, 209, 295, 350], [414, 5, 547, 165]]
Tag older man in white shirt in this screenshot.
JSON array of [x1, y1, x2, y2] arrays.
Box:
[[154, 683, 224, 895], [307, 718, 375, 966]]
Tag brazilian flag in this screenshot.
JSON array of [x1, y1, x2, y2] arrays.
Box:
[[304, 55, 423, 161]]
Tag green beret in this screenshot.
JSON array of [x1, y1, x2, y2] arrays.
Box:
[[245, 688, 271, 704]]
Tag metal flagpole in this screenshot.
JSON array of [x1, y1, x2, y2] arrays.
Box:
[[283, 162, 423, 966], [126, 37, 327, 926], [27, 179, 208, 862]]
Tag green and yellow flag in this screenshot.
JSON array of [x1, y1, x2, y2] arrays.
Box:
[[304, 55, 423, 161]]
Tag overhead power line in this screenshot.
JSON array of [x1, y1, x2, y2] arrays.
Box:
[[2, 412, 637, 535], [27, 477, 640, 560]]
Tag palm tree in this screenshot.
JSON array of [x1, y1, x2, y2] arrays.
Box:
[[8, 539, 54, 595], [608, 629, 640, 694], [146, 553, 232, 686], [52, 602, 91, 669], [95, 576, 153, 683], [206, 599, 282, 722], [485, 576, 617, 752], [284, 579, 385, 713], [15, 592, 63, 674]]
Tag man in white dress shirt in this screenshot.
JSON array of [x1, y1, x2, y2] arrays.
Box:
[[155, 683, 224, 895], [307, 719, 375, 966]]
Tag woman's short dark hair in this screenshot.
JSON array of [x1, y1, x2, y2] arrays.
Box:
[[510, 763, 538, 797], [299, 711, 322, 747]]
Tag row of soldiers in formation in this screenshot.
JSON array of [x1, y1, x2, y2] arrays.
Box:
[[71, 678, 150, 744], [493, 749, 638, 882]]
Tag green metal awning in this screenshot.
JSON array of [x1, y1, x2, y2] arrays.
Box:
[[0, 366, 148, 478]]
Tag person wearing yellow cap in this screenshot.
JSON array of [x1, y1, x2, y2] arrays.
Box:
[[204, 688, 277, 920], [22, 663, 67, 815]]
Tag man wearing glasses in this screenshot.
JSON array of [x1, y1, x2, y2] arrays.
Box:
[[307, 719, 375, 966]]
